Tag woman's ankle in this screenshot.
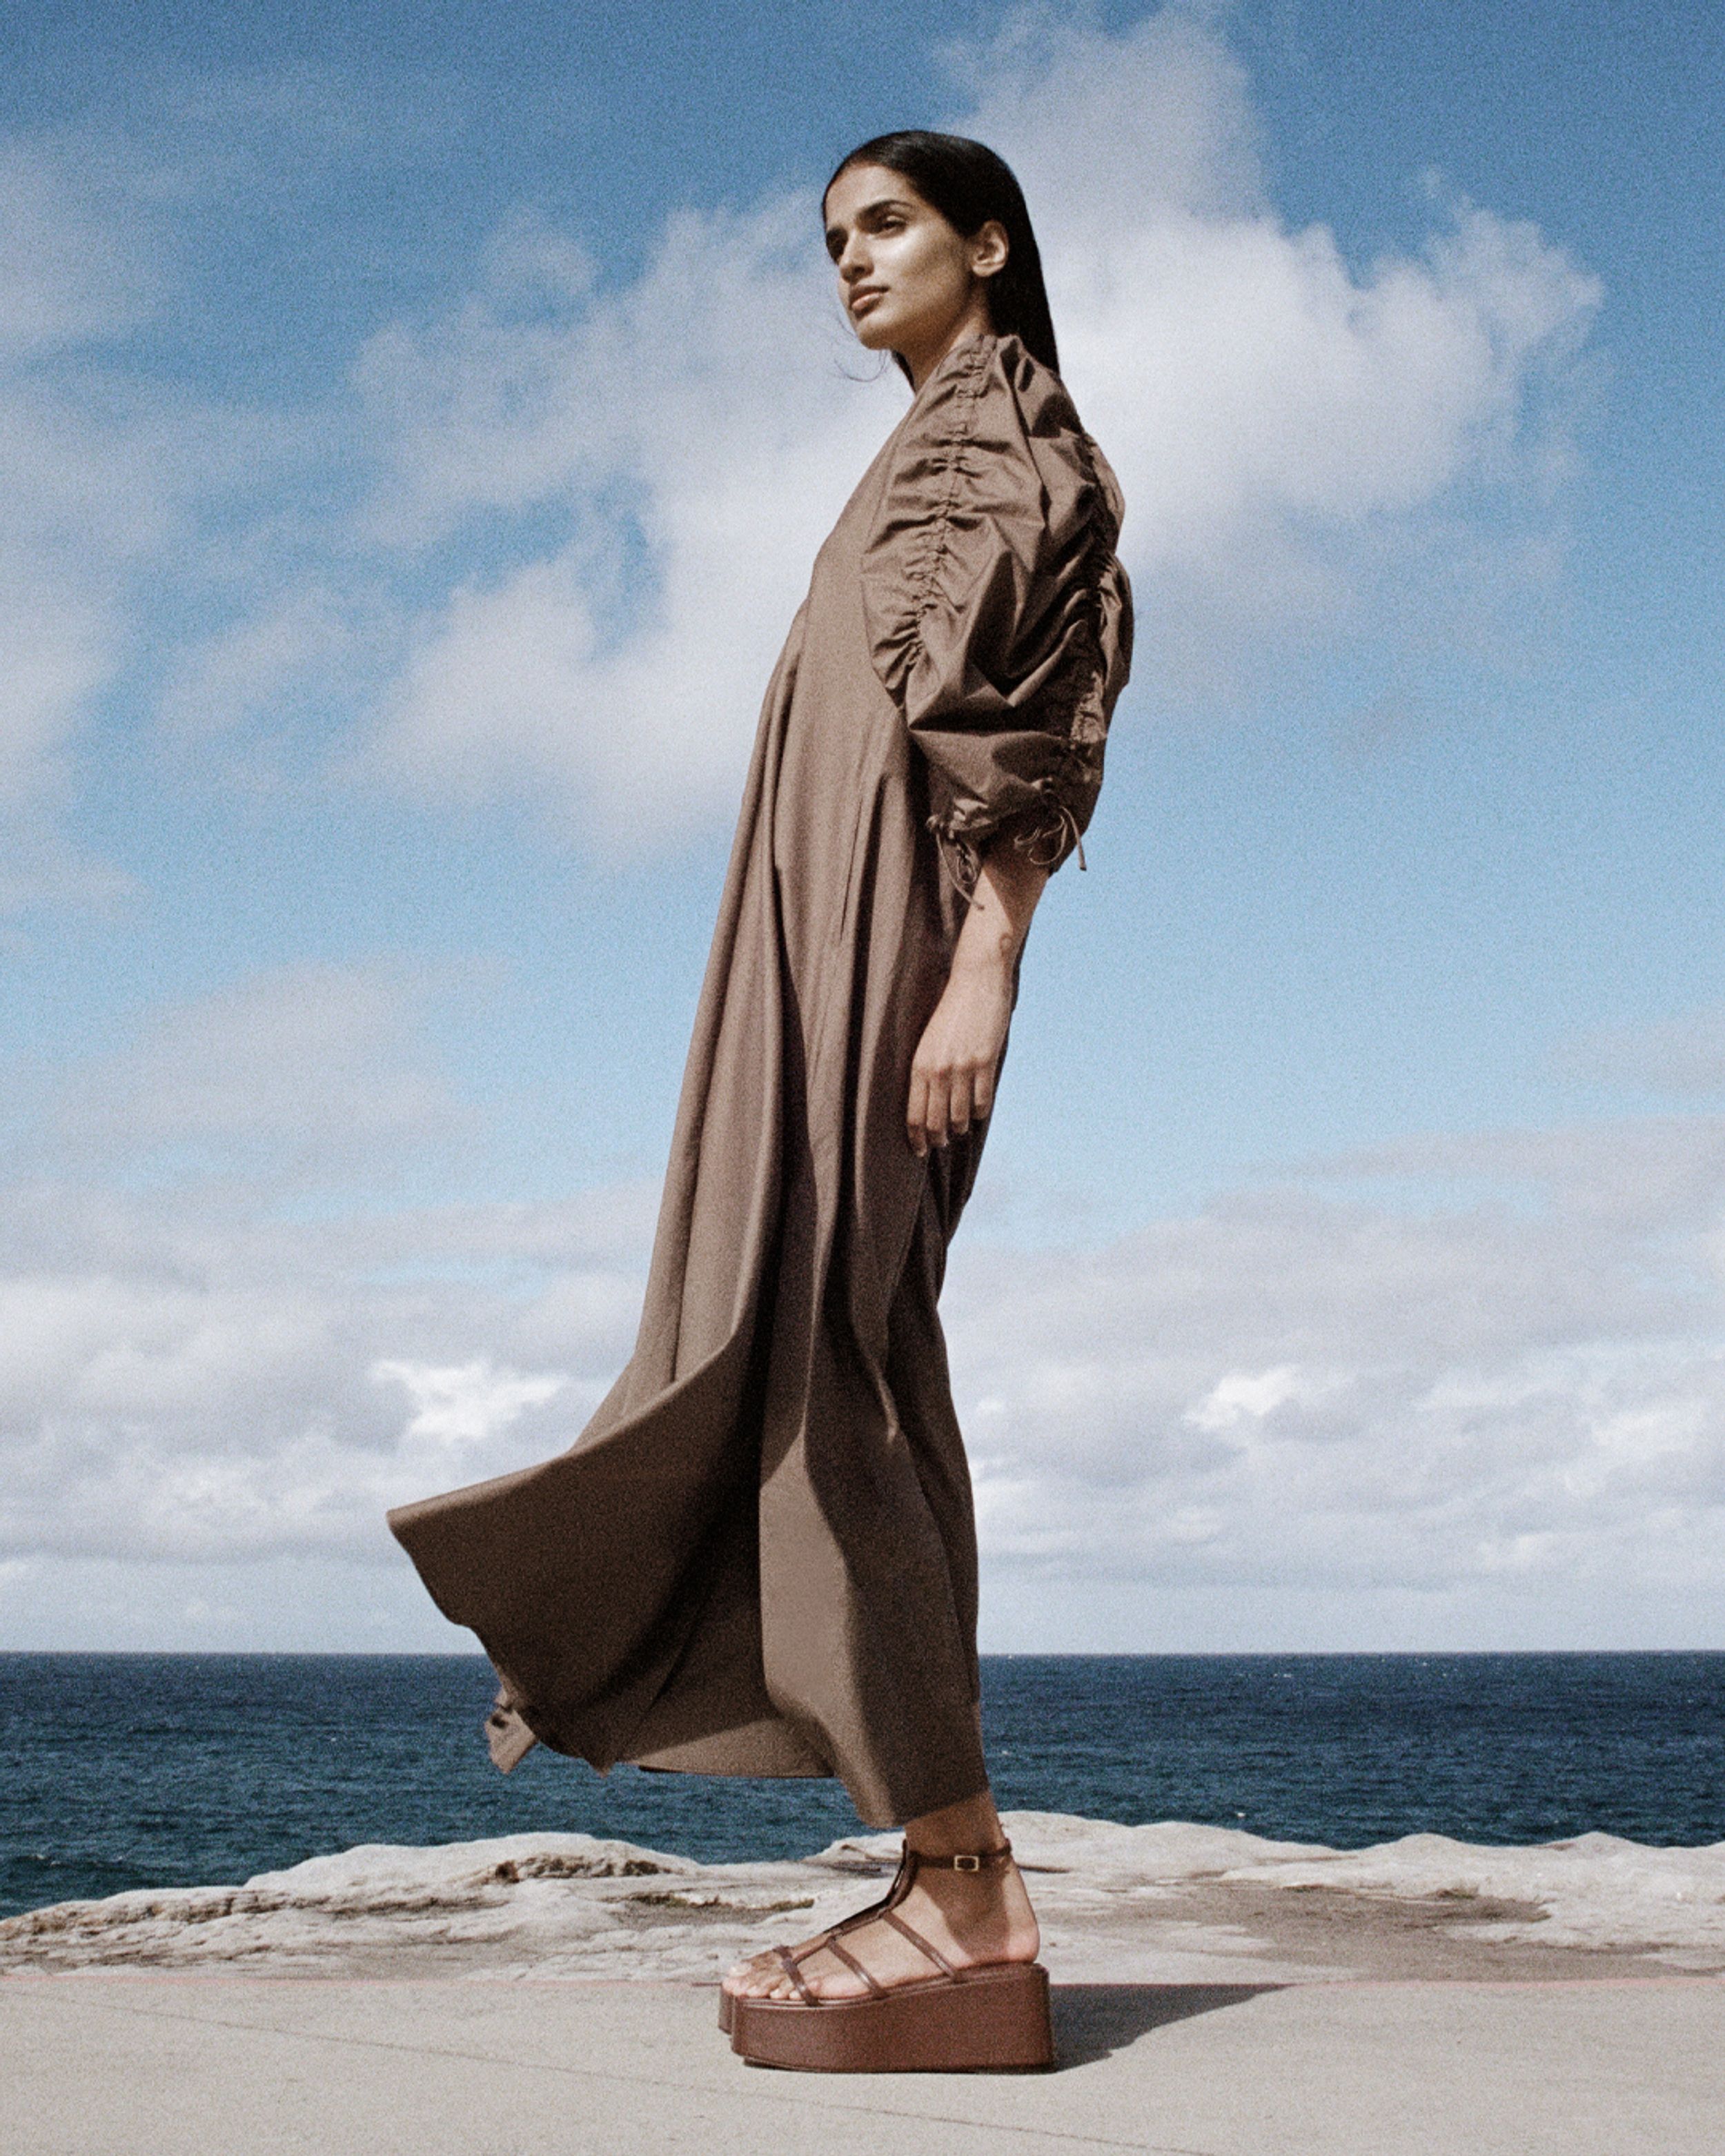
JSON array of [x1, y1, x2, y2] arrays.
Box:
[[900, 1792, 1007, 1861]]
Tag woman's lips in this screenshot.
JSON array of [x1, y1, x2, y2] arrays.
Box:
[[849, 286, 885, 315]]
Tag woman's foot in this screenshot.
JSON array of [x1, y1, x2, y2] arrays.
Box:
[[722, 1839, 1039, 2006]]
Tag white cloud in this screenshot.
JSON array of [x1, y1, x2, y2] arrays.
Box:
[[362, 195, 898, 844], [372, 1357, 567, 1453], [944, 1121, 1725, 1630], [0, 957, 648, 1577], [945, 12, 1599, 689], [354, 7, 1597, 846], [970, 12, 1595, 520], [3, 1020, 1725, 1643], [3, 962, 1720, 1643], [0, 1205, 638, 1568], [1186, 1364, 1303, 1430]]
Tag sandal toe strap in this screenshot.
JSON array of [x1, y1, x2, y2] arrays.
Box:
[[772, 1943, 816, 2006]]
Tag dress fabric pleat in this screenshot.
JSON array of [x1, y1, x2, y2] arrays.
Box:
[[388, 333, 1133, 1828]]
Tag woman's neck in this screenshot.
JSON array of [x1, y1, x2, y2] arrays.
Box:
[[902, 299, 996, 393]]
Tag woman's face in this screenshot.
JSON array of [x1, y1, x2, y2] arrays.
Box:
[[822, 163, 1007, 382]]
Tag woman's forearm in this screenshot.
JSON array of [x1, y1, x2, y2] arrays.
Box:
[[952, 840, 1050, 979], [906, 840, 1051, 1154]]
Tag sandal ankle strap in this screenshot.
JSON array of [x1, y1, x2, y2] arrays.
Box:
[[903, 1839, 1014, 1875]]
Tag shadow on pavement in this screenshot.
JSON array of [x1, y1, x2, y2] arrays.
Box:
[[1052, 1982, 1284, 2068]]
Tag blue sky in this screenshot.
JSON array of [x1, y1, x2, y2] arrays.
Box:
[[2, 1, 1723, 1654]]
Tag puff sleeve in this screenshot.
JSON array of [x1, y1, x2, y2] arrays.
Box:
[[862, 333, 1133, 898]]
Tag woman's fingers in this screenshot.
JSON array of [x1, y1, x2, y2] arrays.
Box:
[[907, 1063, 949, 1154], [906, 1065, 930, 1156], [923, 1069, 951, 1150], [909, 1059, 995, 1151], [947, 1065, 974, 1138]]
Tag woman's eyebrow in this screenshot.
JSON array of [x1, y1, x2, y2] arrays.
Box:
[[825, 193, 918, 248]]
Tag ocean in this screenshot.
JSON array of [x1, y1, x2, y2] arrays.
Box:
[[2, 1651, 1721, 1921]]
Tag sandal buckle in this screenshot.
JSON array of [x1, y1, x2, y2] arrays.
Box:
[[952, 1854, 982, 1872]]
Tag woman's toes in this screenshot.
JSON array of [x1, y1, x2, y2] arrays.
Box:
[[724, 1951, 774, 1994]]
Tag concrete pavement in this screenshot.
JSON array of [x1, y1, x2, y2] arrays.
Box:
[[4, 1972, 1720, 2155]]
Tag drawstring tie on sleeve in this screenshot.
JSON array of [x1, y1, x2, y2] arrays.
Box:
[[925, 777, 1089, 898], [1016, 778, 1087, 873]]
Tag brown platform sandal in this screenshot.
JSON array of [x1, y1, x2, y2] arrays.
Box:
[[726, 1841, 1053, 2073]]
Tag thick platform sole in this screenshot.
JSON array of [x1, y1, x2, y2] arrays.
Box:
[[729, 1961, 1053, 2073], [717, 1987, 734, 2034]]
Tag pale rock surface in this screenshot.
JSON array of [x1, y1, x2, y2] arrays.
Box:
[[5, 1811, 1724, 1984], [1221, 1826, 1725, 1966]]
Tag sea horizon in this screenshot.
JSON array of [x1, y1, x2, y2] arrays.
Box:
[[7, 1645, 1722, 1659], [4, 1650, 1722, 1922]]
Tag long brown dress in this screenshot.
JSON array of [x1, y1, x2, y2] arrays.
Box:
[[388, 332, 1132, 1829]]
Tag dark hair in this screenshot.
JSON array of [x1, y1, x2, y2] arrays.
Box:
[[823, 130, 1059, 382]]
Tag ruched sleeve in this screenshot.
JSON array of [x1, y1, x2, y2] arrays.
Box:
[[861, 333, 1133, 898]]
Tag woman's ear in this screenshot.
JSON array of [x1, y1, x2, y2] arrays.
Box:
[[969, 219, 1010, 281]]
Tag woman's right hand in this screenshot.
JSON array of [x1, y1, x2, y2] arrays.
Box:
[[906, 955, 1014, 1156], [906, 840, 1049, 1156]]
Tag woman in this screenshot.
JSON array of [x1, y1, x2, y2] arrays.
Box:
[[388, 130, 1132, 2073]]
